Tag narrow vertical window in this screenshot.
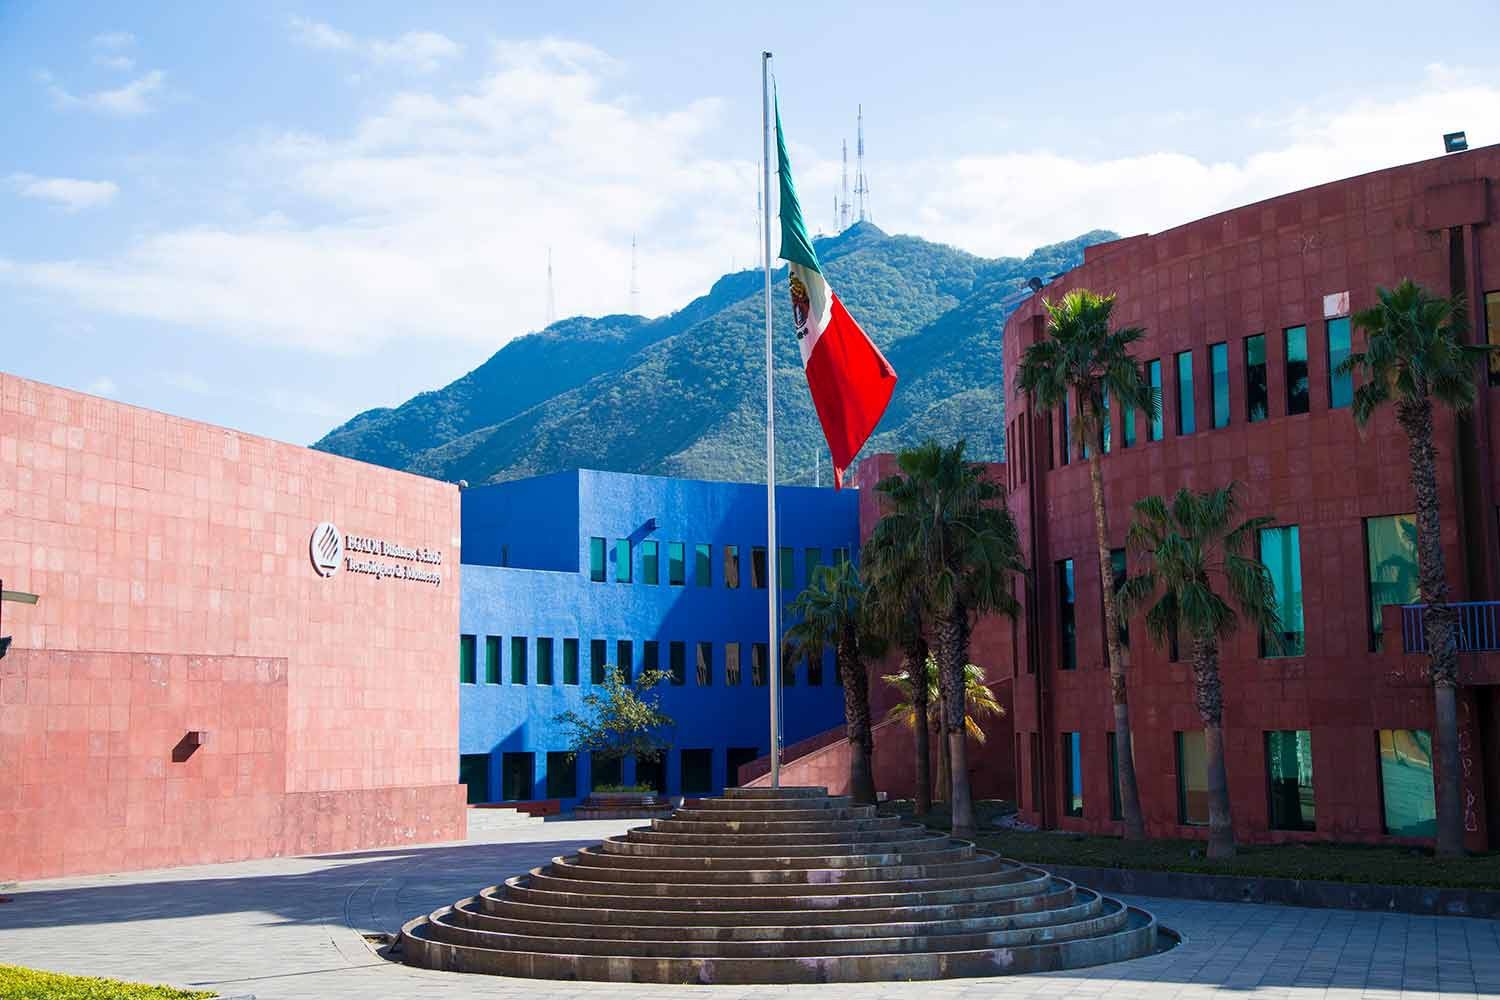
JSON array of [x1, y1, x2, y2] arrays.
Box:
[[725, 642, 741, 685], [562, 638, 579, 685], [1265, 729, 1315, 831], [1377, 729, 1436, 836], [590, 639, 606, 684], [536, 637, 554, 685], [1059, 394, 1070, 465], [696, 642, 713, 685], [1109, 548, 1128, 648], [1107, 732, 1123, 821], [1062, 732, 1083, 817], [724, 545, 741, 589], [459, 634, 476, 684], [1285, 326, 1309, 415], [1245, 334, 1268, 422], [668, 641, 686, 686], [833, 547, 850, 567], [804, 547, 822, 586], [1175, 350, 1195, 435], [667, 542, 685, 586], [1365, 514, 1418, 652], [1210, 342, 1229, 428], [1327, 317, 1352, 408], [750, 546, 767, 589], [1147, 360, 1163, 441], [1176, 730, 1209, 826], [1057, 559, 1076, 670], [807, 652, 822, 686], [546, 751, 577, 799], [751, 643, 768, 686], [643, 639, 659, 676], [782, 653, 796, 687], [1101, 391, 1111, 454], [616, 640, 633, 683], [694, 543, 711, 587], [1121, 392, 1136, 448], [778, 546, 795, 590], [1487, 290, 1500, 386], [1259, 525, 1305, 656], [509, 636, 528, 684], [588, 537, 606, 582], [485, 635, 501, 684], [641, 540, 659, 585], [615, 538, 632, 583]]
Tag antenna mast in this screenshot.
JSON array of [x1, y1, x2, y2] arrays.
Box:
[[854, 104, 870, 222], [629, 235, 641, 315], [839, 139, 851, 231], [546, 248, 556, 327]]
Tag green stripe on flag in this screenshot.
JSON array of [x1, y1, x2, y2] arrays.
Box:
[[775, 98, 821, 274]]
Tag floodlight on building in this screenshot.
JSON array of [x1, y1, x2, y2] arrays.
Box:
[[1444, 131, 1468, 154], [1, 581, 40, 661], [1025, 277, 1044, 293]]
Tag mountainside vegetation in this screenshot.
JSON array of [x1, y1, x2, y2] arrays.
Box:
[[313, 223, 1118, 485]]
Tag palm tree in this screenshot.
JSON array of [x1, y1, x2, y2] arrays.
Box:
[[870, 440, 1024, 837], [883, 655, 1005, 807], [1337, 279, 1490, 857], [1118, 484, 1281, 859], [863, 531, 933, 815], [1017, 288, 1156, 841], [783, 560, 877, 804]]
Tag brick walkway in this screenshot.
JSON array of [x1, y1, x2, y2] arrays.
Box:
[[1, 811, 1497, 999]]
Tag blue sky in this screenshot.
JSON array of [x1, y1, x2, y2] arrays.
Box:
[[4, 0, 1499, 446]]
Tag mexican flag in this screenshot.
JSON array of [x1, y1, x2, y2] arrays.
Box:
[[776, 101, 897, 489]]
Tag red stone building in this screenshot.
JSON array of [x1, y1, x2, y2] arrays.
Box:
[[1002, 144, 1500, 850], [0, 374, 466, 880]]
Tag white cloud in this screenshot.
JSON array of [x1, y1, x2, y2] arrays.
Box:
[[290, 16, 460, 73], [85, 375, 118, 396], [95, 54, 136, 72], [9, 173, 119, 211], [50, 69, 164, 115]]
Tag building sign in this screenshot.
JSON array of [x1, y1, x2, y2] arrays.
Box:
[[309, 523, 444, 585]]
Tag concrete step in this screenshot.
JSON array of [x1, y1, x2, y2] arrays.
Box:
[[579, 841, 976, 869], [687, 795, 853, 811], [721, 786, 828, 799], [566, 846, 992, 881], [670, 805, 878, 822], [650, 815, 903, 835], [626, 823, 925, 845], [538, 852, 1022, 893]]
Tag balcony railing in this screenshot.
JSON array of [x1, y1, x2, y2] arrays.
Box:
[[1400, 601, 1500, 654]]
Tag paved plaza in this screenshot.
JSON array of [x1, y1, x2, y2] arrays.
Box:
[[1, 811, 1497, 1000]]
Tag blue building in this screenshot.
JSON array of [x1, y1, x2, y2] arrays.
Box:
[[457, 469, 858, 808]]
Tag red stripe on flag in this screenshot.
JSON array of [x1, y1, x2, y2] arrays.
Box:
[[804, 294, 897, 489]]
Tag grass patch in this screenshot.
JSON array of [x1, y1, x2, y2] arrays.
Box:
[[966, 829, 1500, 890], [0, 964, 215, 999]]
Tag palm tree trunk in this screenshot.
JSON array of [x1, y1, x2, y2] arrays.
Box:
[[935, 603, 975, 837], [1083, 395, 1146, 841], [936, 695, 951, 807], [904, 633, 932, 817], [1191, 633, 1235, 859], [1397, 396, 1465, 857], [839, 626, 877, 805]]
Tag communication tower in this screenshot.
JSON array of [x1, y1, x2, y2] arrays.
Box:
[[854, 104, 870, 222]]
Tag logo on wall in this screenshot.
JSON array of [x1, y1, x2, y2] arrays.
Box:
[[310, 521, 344, 577]]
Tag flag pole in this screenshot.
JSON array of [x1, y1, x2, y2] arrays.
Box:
[[761, 50, 781, 789]]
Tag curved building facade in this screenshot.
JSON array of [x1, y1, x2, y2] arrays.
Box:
[[1002, 144, 1500, 849]]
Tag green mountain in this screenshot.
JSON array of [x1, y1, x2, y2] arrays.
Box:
[[313, 224, 1117, 485]]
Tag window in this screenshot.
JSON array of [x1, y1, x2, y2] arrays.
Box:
[[643, 640, 660, 677], [546, 751, 577, 799], [1029, 732, 1042, 811], [1285, 326, 1309, 415], [1147, 360, 1163, 441], [668, 641, 686, 686], [589, 537, 606, 582], [642, 540, 659, 585], [1260, 525, 1305, 656], [751, 643, 768, 686], [615, 538, 632, 583], [1176, 730, 1209, 826], [725, 545, 741, 588], [833, 547, 850, 567], [1487, 291, 1500, 386], [501, 751, 533, 801], [751, 546, 768, 588], [1059, 393, 1070, 465], [1062, 732, 1083, 817], [1110, 548, 1129, 648], [635, 756, 665, 794], [1365, 514, 1418, 652], [1327, 317, 1352, 408], [510, 636, 528, 684], [782, 653, 796, 687], [778, 546, 795, 590], [1176, 350, 1195, 435], [591, 753, 622, 791], [1265, 730, 1315, 831], [563, 638, 579, 685], [1210, 342, 1229, 428], [1122, 392, 1136, 448], [485, 635, 501, 684], [667, 542, 685, 586], [1245, 334, 1268, 422], [1101, 391, 1111, 454], [807, 652, 822, 686], [616, 639, 633, 683], [725, 642, 741, 685], [804, 547, 822, 586], [696, 642, 713, 685], [459, 753, 490, 804], [681, 748, 714, 795], [590, 639, 607, 684], [1378, 729, 1436, 837], [695, 543, 711, 587], [537, 637, 554, 685], [459, 634, 477, 684], [1107, 732, 1123, 821], [1057, 559, 1076, 670]]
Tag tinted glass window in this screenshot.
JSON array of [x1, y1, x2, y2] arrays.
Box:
[[1285, 326, 1309, 415], [1265, 729, 1315, 831], [1147, 361, 1163, 441], [1246, 334, 1268, 422], [1062, 732, 1082, 817], [588, 537, 606, 582], [1176, 730, 1208, 825], [1327, 317, 1352, 408], [695, 544, 711, 587], [1210, 342, 1229, 428], [1260, 525, 1305, 656], [1378, 729, 1436, 836], [1176, 350, 1195, 435], [536, 636, 553, 685], [1365, 514, 1418, 652], [510, 636, 527, 684], [562, 638, 579, 685], [667, 542, 685, 586], [459, 634, 476, 684], [614, 539, 631, 583], [641, 540, 659, 585], [1057, 559, 1076, 670], [724, 545, 740, 588]]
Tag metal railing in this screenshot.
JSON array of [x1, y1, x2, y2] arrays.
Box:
[[1400, 601, 1500, 654]]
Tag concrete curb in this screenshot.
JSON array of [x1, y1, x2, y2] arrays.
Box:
[[1044, 864, 1500, 919]]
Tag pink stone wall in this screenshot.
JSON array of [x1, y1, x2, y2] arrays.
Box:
[[0, 374, 465, 880]]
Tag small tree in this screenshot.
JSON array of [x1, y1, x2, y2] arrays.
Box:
[[554, 668, 675, 773], [883, 654, 1004, 807]]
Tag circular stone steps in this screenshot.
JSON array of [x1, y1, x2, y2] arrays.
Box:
[[400, 785, 1162, 983]]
